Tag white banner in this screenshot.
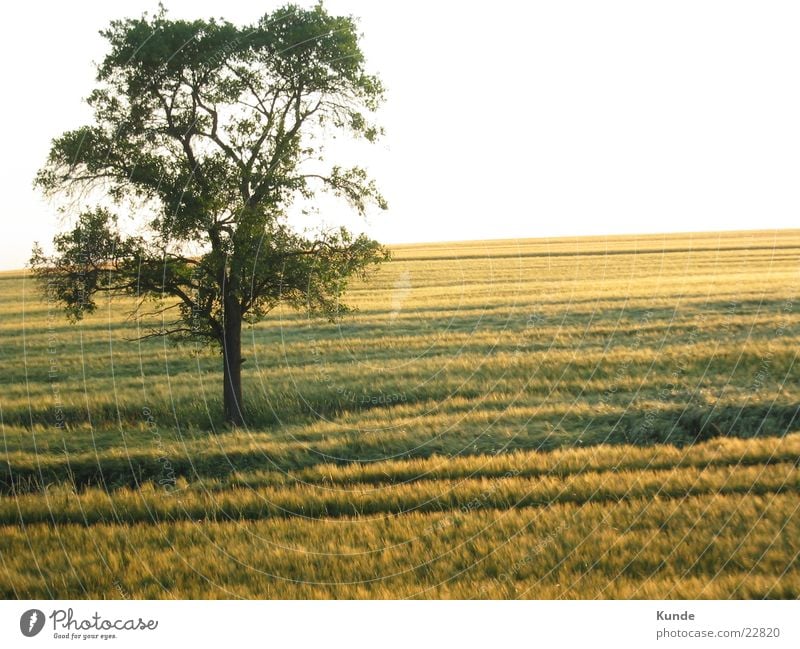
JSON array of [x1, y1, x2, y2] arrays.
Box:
[[1, 600, 797, 648]]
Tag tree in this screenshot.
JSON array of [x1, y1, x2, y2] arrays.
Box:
[[30, 3, 390, 426]]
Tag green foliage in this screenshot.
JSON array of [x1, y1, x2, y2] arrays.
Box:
[[31, 3, 389, 344], [30, 209, 143, 321]]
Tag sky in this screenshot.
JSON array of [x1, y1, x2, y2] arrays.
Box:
[[1, 0, 799, 270]]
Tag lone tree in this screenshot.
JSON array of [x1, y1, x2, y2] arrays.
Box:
[[31, 4, 390, 426]]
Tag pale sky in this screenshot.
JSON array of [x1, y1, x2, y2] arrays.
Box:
[[1, 1, 799, 270]]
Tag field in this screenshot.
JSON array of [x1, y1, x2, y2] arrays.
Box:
[[1, 229, 799, 598]]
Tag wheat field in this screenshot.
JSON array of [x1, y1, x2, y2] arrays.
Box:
[[1, 229, 798, 598]]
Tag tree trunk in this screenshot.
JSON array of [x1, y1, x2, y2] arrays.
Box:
[[222, 298, 244, 426]]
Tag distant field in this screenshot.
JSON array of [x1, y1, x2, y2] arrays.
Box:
[[1, 229, 799, 598]]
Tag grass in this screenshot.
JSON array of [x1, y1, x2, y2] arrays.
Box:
[[1, 229, 799, 598]]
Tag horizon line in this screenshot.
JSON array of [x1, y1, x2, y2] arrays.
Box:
[[2, 225, 798, 273]]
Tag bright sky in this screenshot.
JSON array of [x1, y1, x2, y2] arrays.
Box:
[[2, 1, 799, 270]]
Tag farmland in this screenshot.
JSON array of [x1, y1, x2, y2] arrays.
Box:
[[1, 229, 799, 598]]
